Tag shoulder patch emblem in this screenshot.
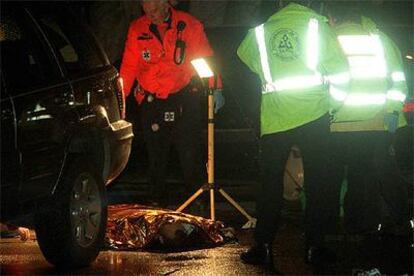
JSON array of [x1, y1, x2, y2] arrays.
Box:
[[270, 29, 301, 61]]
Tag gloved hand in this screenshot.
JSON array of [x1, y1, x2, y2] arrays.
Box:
[[213, 89, 225, 114]]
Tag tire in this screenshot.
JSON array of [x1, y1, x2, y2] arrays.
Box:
[[34, 156, 107, 268]]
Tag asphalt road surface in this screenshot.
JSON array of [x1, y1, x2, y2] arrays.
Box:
[[1, 209, 412, 275]]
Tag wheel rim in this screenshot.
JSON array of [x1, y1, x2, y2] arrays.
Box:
[[70, 172, 102, 247]]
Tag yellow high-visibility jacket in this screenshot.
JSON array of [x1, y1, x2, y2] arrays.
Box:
[[237, 3, 349, 136], [331, 16, 407, 132]]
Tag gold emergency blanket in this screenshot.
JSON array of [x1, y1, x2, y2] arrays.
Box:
[[106, 204, 224, 251]]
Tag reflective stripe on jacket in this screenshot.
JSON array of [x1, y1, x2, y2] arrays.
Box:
[[331, 16, 407, 132], [237, 3, 349, 135]]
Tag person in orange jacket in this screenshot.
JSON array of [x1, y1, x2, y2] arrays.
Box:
[[120, 0, 224, 207]]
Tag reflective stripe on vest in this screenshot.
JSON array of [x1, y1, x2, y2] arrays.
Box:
[[306, 18, 319, 71], [255, 24, 273, 85], [327, 72, 351, 101], [391, 71, 406, 82], [329, 86, 348, 102], [344, 93, 386, 105], [387, 89, 406, 102], [340, 90, 406, 106], [337, 35, 406, 105], [255, 18, 324, 94], [337, 34, 387, 80]]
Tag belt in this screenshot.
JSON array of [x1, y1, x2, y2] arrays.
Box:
[[142, 84, 192, 102]]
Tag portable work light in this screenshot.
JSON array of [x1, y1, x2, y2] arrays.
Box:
[[176, 58, 256, 228]]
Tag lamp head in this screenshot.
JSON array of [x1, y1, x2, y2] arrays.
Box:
[[191, 58, 214, 78]]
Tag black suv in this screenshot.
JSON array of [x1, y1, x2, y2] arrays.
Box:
[[0, 2, 133, 267]]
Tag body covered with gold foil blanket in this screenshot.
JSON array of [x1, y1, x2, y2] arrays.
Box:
[[106, 204, 225, 251]]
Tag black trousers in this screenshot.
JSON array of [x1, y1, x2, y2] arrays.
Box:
[[326, 131, 410, 233], [254, 114, 331, 247], [140, 85, 203, 203]]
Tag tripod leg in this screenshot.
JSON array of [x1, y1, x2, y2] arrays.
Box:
[[210, 188, 215, 220], [218, 188, 257, 228], [176, 188, 204, 212]]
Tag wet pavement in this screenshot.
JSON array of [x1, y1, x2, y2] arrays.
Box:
[[1, 163, 412, 275], [1, 205, 412, 275], [0, 229, 283, 275], [0, 237, 262, 275]]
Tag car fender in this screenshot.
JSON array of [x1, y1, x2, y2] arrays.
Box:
[[51, 105, 112, 196]]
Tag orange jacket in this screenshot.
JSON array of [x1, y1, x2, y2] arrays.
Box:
[[120, 7, 218, 103]]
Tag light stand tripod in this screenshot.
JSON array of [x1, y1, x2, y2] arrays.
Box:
[[176, 58, 256, 229]]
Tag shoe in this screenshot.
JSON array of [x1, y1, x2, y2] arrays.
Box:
[[305, 246, 337, 265], [241, 243, 274, 267]]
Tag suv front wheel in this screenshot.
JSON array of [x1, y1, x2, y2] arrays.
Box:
[[34, 156, 107, 268]]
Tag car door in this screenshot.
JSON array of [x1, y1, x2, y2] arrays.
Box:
[[1, 4, 73, 204]]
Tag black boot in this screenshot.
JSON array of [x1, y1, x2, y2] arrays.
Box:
[[241, 243, 274, 267]]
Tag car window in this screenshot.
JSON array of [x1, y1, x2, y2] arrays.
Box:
[[0, 7, 60, 95], [33, 6, 105, 77]]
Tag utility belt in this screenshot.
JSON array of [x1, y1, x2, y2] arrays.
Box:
[[139, 83, 197, 131]]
